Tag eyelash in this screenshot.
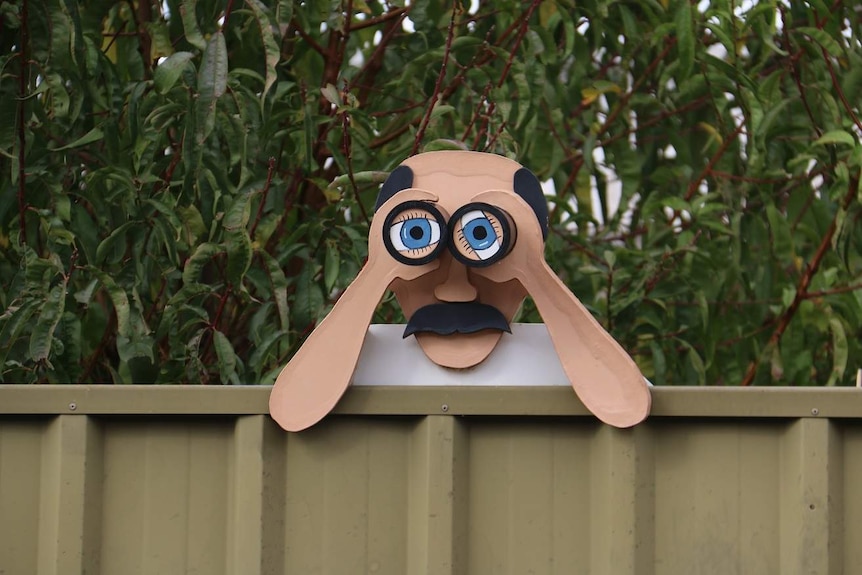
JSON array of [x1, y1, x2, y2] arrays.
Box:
[[393, 211, 426, 224]]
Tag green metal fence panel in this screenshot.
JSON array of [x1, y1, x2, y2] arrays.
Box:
[[1, 386, 861, 574]]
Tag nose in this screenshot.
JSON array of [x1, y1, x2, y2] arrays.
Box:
[[434, 253, 478, 302]]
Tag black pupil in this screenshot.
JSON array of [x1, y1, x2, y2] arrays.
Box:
[[472, 227, 488, 240], [409, 225, 424, 240]]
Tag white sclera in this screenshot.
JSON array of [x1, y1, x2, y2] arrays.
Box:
[[458, 210, 501, 260]]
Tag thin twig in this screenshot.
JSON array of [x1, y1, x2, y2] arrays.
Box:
[[684, 120, 746, 201], [130, 0, 153, 77], [101, 21, 132, 55], [412, 3, 459, 155], [291, 19, 326, 55], [596, 36, 677, 138], [342, 107, 370, 224], [483, 120, 507, 151], [549, 226, 604, 265], [355, 8, 408, 105], [370, 13, 519, 150], [819, 46, 862, 133], [17, 0, 28, 245]]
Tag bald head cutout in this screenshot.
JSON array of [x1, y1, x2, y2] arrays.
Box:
[[269, 151, 651, 431]]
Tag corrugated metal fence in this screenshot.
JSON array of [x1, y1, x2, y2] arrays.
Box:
[[1, 385, 861, 574]]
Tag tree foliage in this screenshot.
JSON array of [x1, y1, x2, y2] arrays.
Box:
[[1, 0, 861, 386]]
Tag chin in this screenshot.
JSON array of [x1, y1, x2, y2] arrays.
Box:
[[414, 330, 504, 369]]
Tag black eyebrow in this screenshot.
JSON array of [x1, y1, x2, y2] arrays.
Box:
[[513, 168, 549, 239], [375, 165, 414, 212]]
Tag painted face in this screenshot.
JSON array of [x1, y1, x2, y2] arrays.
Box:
[[269, 150, 651, 432], [377, 152, 548, 369]]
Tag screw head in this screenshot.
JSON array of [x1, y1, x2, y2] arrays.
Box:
[[68, 402, 77, 411], [811, 408, 819, 416], [441, 404, 449, 413]]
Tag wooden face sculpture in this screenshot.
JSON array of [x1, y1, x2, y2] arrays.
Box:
[[269, 151, 651, 431]]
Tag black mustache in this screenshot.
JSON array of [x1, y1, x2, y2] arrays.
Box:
[[403, 302, 511, 338]]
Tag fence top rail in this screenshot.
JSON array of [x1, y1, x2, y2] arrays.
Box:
[[1, 385, 861, 419]]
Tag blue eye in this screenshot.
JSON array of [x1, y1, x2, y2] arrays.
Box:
[[462, 218, 496, 251], [392, 217, 438, 250], [382, 201, 447, 266], [449, 203, 514, 267]]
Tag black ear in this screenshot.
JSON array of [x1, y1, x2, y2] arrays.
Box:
[[375, 165, 414, 212], [513, 168, 549, 239]]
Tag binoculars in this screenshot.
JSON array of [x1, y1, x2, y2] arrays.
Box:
[[382, 200, 516, 268]]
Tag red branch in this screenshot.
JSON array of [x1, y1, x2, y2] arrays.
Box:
[[350, 6, 409, 31], [684, 120, 746, 201], [497, 0, 541, 87], [780, 7, 821, 137], [740, 171, 859, 386]]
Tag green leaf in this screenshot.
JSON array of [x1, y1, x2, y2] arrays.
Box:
[[86, 267, 131, 338], [148, 19, 174, 59], [178, 204, 207, 245], [182, 242, 225, 285], [154, 51, 195, 94], [95, 221, 142, 264], [0, 299, 40, 372], [826, 317, 848, 386], [48, 127, 104, 151], [180, 0, 207, 51], [29, 281, 67, 362], [213, 329, 237, 383], [196, 31, 228, 144], [294, 264, 323, 329], [675, 0, 694, 81], [324, 241, 340, 292], [430, 104, 455, 120], [248, 328, 288, 377], [320, 83, 341, 107], [0, 89, 17, 150], [150, 214, 181, 268], [224, 192, 252, 231], [276, 0, 294, 26], [225, 229, 253, 285], [74, 279, 99, 306], [650, 341, 666, 384], [688, 346, 706, 385], [259, 250, 289, 332], [247, 0, 280, 98], [770, 344, 783, 381], [765, 204, 792, 259], [796, 26, 843, 58], [116, 333, 155, 365], [813, 130, 856, 147]]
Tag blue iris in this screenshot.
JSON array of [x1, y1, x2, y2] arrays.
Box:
[[462, 218, 496, 251], [400, 218, 433, 249]]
